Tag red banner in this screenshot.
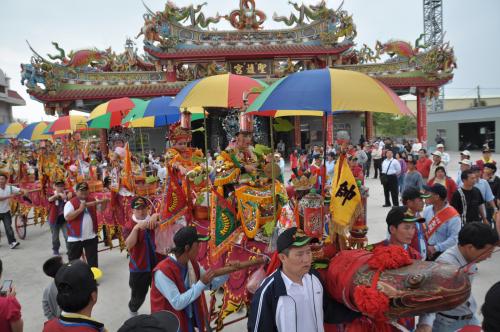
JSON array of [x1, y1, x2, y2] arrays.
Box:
[[327, 114, 334, 146], [294, 116, 301, 148], [417, 91, 428, 146]]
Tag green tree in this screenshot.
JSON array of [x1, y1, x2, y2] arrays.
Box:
[[373, 113, 416, 137]]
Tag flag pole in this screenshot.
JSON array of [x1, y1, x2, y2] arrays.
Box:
[[202, 108, 210, 216], [270, 117, 276, 224]]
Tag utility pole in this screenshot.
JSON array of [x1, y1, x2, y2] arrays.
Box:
[[423, 0, 444, 112], [474, 85, 483, 107]]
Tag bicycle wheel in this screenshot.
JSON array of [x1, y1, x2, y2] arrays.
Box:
[[15, 214, 27, 240]]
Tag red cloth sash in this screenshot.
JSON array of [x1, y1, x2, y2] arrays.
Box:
[[425, 206, 459, 240]]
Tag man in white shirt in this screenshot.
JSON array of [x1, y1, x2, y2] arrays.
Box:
[[435, 144, 450, 166], [248, 227, 324, 332], [64, 182, 104, 268], [411, 139, 423, 158], [456, 159, 472, 187], [277, 140, 286, 157], [381, 150, 401, 207], [157, 160, 167, 184], [0, 173, 24, 249], [371, 143, 383, 179], [417, 223, 498, 331]]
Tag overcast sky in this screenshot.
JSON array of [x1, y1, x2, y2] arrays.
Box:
[[1, 0, 499, 122]]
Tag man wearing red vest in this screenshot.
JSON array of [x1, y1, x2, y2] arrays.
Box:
[[64, 182, 100, 268], [124, 196, 163, 316], [48, 180, 72, 256], [43, 260, 106, 332], [150, 226, 227, 332]]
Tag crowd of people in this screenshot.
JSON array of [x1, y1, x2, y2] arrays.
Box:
[[0, 134, 499, 332]]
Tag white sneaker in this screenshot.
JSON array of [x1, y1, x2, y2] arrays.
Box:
[[129, 310, 138, 317], [9, 242, 20, 249]]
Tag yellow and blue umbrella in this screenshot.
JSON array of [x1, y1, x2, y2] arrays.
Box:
[[0, 122, 25, 138], [17, 121, 52, 141], [122, 97, 179, 128], [170, 73, 268, 109], [246, 68, 413, 117]]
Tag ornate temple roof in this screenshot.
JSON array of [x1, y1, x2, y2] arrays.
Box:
[[145, 43, 352, 60], [20, 0, 456, 114]]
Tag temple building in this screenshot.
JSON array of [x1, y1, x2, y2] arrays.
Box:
[[20, 0, 456, 153]]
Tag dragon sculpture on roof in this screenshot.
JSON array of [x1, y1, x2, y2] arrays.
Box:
[[273, 0, 335, 25]]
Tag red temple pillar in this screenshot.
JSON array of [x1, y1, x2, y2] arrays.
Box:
[[364, 112, 374, 141], [294, 116, 301, 148], [417, 89, 428, 147], [327, 114, 334, 146]]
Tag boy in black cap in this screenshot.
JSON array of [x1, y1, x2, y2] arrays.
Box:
[[371, 206, 424, 260], [124, 196, 162, 316], [118, 311, 179, 332], [150, 226, 226, 332], [48, 180, 71, 256], [248, 227, 325, 332], [42, 256, 64, 320], [43, 260, 106, 332], [402, 187, 430, 260]]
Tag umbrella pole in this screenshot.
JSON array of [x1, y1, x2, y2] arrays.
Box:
[[203, 108, 210, 216], [270, 117, 276, 224], [139, 128, 145, 163], [321, 114, 327, 229], [321, 114, 327, 195]]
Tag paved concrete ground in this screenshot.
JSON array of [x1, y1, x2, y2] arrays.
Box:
[[0, 151, 498, 331]]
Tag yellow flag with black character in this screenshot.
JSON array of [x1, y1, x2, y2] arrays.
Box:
[[330, 156, 362, 234]]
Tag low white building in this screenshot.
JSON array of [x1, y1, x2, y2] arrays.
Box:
[[0, 69, 25, 124]]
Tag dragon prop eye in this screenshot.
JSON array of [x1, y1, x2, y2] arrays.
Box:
[[406, 273, 425, 288]]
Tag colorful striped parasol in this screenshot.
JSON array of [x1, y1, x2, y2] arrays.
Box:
[[122, 97, 176, 127], [17, 121, 52, 141], [0, 122, 25, 138], [170, 73, 267, 109], [45, 115, 88, 135], [88, 97, 137, 129], [123, 97, 206, 128], [246, 68, 413, 117]]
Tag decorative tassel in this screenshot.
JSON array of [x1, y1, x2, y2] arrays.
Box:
[[368, 246, 412, 270], [265, 251, 281, 276]]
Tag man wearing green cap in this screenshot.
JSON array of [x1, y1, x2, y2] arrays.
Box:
[[371, 206, 424, 260], [248, 227, 325, 332], [370, 206, 426, 331]]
